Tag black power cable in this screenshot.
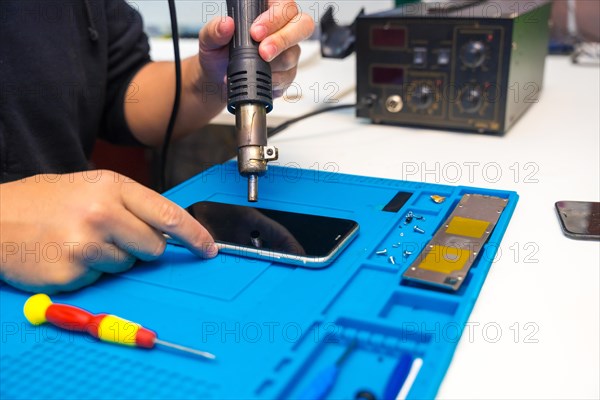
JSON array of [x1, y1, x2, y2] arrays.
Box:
[[160, 0, 182, 192]]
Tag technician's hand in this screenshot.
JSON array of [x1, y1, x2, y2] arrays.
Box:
[[198, 0, 314, 97], [0, 171, 217, 294]]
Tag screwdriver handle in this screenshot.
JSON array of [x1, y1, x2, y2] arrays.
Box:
[[46, 302, 105, 335], [23, 294, 156, 348]]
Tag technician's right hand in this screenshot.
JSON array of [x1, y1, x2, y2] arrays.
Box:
[[0, 171, 217, 294]]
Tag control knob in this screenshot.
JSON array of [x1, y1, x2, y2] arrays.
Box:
[[460, 41, 486, 68], [459, 85, 483, 113], [409, 83, 434, 110]]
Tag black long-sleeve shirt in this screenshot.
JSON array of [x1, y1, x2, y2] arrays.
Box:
[[0, 0, 151, 183]]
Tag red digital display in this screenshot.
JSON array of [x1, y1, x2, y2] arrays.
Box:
[[371, 66, 404, 85], [371, 27, 407, 48]]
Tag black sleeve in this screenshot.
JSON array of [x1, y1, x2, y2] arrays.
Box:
[[100, 0, 152, 145]]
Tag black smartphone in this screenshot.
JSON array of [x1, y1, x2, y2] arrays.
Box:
[[173, 201, 360, 267], [555, 201, 600, 240]]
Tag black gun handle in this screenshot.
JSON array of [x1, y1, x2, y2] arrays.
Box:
[[226, 0, 273, 113]]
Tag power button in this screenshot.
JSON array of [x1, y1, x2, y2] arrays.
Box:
[[437, 49, 450, 65], [413, 47, 427, 66]]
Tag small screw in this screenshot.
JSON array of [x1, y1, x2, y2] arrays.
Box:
[[388, 256, 396, 265], [403, 250, 413, 257], [375, 249, 387, 255], [266, 148, 274, 156], [415, 215, 425, 221], [405, 211, 414, 224], [431, 195, 446, 204], [413, 225, 425, 234], [392, 244, 399, 248], [400, 232, 404, 237]]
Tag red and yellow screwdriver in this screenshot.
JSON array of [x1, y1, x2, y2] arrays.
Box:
[[23, 294, 215, 360]]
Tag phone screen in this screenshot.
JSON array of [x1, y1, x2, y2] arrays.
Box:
[[185, 201, 359, 265]]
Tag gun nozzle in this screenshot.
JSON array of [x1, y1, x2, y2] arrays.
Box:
[[248, 174, 258, 202]]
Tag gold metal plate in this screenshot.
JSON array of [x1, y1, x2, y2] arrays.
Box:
[[402, 194, 508, 291]]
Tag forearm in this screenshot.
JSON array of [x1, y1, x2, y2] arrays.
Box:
[[124, 57, 227, 147]]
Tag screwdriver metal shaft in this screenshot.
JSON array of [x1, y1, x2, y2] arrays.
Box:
[[154, 338, 216, 360]]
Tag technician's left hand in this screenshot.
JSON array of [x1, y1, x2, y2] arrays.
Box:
[[197, 0, 314, 98]]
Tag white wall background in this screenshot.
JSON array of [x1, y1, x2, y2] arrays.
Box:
[[131, 0, 394, 34]]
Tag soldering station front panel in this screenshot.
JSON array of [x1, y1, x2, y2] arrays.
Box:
[[355, 0, 551, 134]]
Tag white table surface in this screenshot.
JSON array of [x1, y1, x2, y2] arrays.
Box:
[[151, 38, 600, 399]]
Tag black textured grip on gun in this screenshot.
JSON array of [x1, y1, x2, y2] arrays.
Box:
[[226, 0, 273, 113]]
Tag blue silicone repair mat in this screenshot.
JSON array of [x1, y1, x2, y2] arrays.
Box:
[[0, 162, 518, 399]]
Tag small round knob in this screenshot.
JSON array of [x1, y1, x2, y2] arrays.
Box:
[[385, 95, 404, 113], [409, 84, 434, 110], [459, 85, 483, 113], [460, 41, 486, 68]]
